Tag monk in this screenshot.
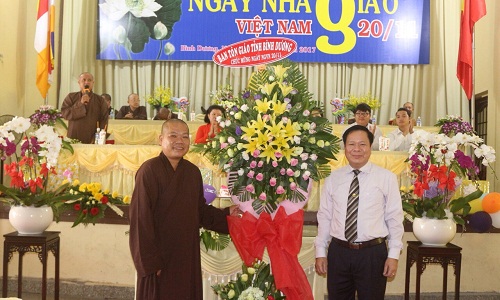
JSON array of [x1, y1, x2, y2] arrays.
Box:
[[61, 72, 109, 143], [129, 119, 242, 300]]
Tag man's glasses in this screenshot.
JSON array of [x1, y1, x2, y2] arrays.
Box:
[[355, 112, 370, 117]]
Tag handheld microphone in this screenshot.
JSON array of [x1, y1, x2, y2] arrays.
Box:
[[83, 84, 90, 95]]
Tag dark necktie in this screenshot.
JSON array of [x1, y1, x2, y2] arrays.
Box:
[[345, 169, 360, 242]]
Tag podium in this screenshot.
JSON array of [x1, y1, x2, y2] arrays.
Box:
[[2, 231, 60, 300], [404, 241, 462, 300]]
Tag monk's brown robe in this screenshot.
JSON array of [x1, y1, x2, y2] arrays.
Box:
[[129, 153, 229, 300], [61, 92, 108, 143]]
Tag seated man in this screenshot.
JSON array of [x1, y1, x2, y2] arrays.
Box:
[[387, 108, 414, 151], [389, 101, 416, 126], [115, 93, 147, 120], [153, 107, 178, 120], [341, 103, 382, 150]]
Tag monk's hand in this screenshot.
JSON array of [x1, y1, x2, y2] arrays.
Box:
[[229, 205, 243, 218], [81, 94, 90, 105]]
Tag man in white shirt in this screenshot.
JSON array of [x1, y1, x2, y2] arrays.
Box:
[[315, 125, 404, 300], [341, 103, 382, 150], [387, 107, 414, 151]]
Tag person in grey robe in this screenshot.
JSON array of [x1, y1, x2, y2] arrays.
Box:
[[129, 119, 242, 300], [61, 72, 109, 143]]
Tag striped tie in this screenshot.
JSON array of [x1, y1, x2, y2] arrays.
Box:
[[345, 169, 360, 242]]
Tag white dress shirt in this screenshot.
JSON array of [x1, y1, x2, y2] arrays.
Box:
[[387, 128, 413, 151], [315, 162, 404, 259]]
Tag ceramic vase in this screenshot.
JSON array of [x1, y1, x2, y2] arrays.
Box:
[[412, 217, 456, 246], [8, 205, 54, 234]]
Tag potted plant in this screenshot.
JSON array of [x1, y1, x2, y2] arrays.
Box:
[[0, 108, 79, 233], [401, 123, 496, 245]]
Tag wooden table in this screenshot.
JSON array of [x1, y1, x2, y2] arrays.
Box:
[[2, 231, 60, 300], [404, 241, 462, 300]]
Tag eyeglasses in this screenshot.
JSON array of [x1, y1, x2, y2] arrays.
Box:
[[355, 112, 370, 117]]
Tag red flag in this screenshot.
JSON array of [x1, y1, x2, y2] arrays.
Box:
[[456, 0, 486, 100], [35, 0, 55, 99]]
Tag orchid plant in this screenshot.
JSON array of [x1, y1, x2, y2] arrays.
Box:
[[402, 130, 496, 225], [0, 114, 76, 219]]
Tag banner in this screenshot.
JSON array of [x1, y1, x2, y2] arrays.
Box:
[[457, 0, 487, 100], [97, 0, 430, 64], [35, 0, 55, 98]]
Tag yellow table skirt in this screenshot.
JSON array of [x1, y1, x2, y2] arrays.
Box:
[[59, 144, 411, 209]]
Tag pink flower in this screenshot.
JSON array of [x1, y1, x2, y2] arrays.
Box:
[[247, 170, 255, 178], [280, 168, 286, 175], [272, 161, 278, 167], [259, 193, 267, 201], [257, 161, 264, 168], [269, 177, 277, 186], [302, 173, 310, 181], [252, 150, 260, 157], [289, 182, 297, 190], [300, 153, 309, 161], [276, 186, 285, 194], [220, 142, 228, 149], [290, 158, 298, 166], [246, 184, 255, 193], [275, 152, 283, 158], [286, 168, 294, 176], [249, 161, 257, 168], [255, 173, 264, 181]]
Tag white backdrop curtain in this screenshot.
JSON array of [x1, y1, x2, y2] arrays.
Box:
[[56, 0, 469, 126]]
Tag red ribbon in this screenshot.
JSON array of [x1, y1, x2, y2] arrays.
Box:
[[228, 207, 313, 300]]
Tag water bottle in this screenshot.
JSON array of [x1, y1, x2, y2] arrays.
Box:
[[94, 128, 100, 144], [416, 116, 422, 127], [371, 114, 377, 125], [190, 110, 196, 121], [109, 109, 115, 119]]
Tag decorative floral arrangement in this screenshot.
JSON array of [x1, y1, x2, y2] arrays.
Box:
[[63, 179, 130, 227], [172, 96, 190, 113], [145, 85, 172, 108], [0, 115, 76, 218], [435, 115, 475, 136], [209, 84, 238, 112], [193, 61, 340, 215], [330, 97, 347, 117], [212, 260, 285, 300], [29, 105, 67, 129], [402, 130, 496, 225], [343, 92, 381, 114]]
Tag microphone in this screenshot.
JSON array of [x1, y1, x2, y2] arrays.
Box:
[[83, 84, 90, 95]]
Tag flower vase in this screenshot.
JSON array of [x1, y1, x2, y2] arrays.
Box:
[[337, 115, 345, 124], [8, 205, 54, 234], [412, 217, 456, 246]]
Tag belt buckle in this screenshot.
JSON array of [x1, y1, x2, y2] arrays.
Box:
[[349, 242, 362, 250]]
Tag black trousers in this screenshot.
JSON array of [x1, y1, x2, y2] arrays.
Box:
[[327, 240, 388, 300]]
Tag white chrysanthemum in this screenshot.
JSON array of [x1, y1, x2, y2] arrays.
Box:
[[240, 104, 249, 112], [228, 136, 236, 144], [99, 0, 162, 21]]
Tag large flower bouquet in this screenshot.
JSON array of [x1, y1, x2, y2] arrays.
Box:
[[0, 114, 76, 219], [435, 115, 475, 136], [212, 260, 285, 300], [145, 85, 172, 108], [402, 130, 496, 225], [193, 61, 340, 215], [63, 180, 130, 227]]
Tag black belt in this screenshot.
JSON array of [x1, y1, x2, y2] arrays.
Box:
[[331, 237, 386, 250]]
